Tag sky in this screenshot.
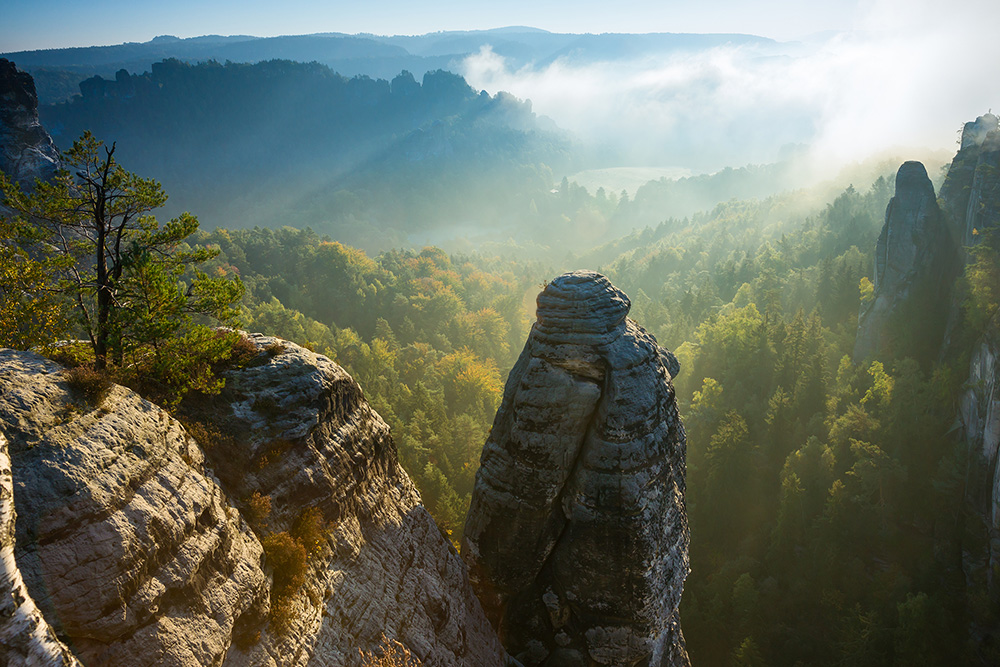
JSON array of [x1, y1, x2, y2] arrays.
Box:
[[3, 0, 998, 175], [3, 0, 864, 52]]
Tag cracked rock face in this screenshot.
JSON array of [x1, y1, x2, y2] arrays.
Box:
[[1, 431, 81, 667], [940, 113, 1000, 253], [0, 349, 269, 667], [0, 59, 59, 188], [461, 271, 690, 667], [210, 335, 507, 667]]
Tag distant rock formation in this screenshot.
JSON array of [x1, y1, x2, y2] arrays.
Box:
[[0, 338, 507, 666], [853, 161, 957, 362], [0, 59, 59, 188], [462, 271, 690, 667]]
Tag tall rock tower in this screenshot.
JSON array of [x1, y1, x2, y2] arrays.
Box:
[[462, 271, 690, 667], [853, 161, 957, 362]]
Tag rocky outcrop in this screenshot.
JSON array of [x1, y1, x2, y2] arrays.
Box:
[[1, 431, 81, 667], [0, 338, 507, 666], [940, 113, 1000, 251], [204, 335, 507, 666], [462, 271, 690, 667], [0, 349, 270, 666], [854, 161, 957, 362], [0, 59, 59, 188]]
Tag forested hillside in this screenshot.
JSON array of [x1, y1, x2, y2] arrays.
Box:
[[205, 165, 997, 664], [4, 50, 998, 664], [598, 179, 990, 665], [37, 58, 574, 251], [194, 226, 549, 537]]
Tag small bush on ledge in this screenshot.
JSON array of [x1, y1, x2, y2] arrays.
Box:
[[63, 364, 114, 406]]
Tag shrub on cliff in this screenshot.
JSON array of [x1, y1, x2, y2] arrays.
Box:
[[261, 531, 307, 633], [0, 132, 245, 407]]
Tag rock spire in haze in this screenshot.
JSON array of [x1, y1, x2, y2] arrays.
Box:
[[0, 59, 59, 188], [462, 271, 690, 667], [853, 161, 957, 362]]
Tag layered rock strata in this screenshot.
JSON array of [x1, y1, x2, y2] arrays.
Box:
[[462, 271, 690, 667], [854, 161, 957, 361], [940, 113, 1000, 250], [948, 115, 1000, 602], [208, 335, 507, 666], [0, 349, 270, 666], [0, 59, 59, 188], [0, 339, 507, 666]]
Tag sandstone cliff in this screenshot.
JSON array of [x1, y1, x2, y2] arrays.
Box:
[[0, 349, 270, 666], [462, 271, 690, 667], [0, 59, 59, 188], [853, 161, 957, 362], [946, 115, 1000, 601], [0, 338, 506, 666], [855, 114, 1000, 609]]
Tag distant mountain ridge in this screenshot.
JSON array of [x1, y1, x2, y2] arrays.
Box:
[[3, 28, 781, 104], [33, 57, 574, 251]]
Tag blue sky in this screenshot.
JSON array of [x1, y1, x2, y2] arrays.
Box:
[[2, 0, 863, 51]]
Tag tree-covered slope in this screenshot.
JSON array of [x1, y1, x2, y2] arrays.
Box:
[[38, 58, 575, 251]]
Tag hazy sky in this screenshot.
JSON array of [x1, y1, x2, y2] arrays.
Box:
[[3, 0, 864, 52], [3, 0, 997, 174], [454, 0, 1000, 168]]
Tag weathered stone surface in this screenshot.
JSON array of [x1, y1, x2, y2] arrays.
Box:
[[0, 431, 81, 667], [854, 161, 957, 361], [0, 349, 270, 666], [940, 113, 1000, 252], [462, 271, 690, 667], [0, 339, 509, 666], [0, 59, 59, 188], [199, 335, 508, 667]]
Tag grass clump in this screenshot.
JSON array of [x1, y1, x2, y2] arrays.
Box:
[[63, 364, 114, 406], [45, 341, 93, 368], [260, 505, 332, 634], [359, 637, 421, 666], [246, 491, 272, 529], [292, 506, 329, 557]]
